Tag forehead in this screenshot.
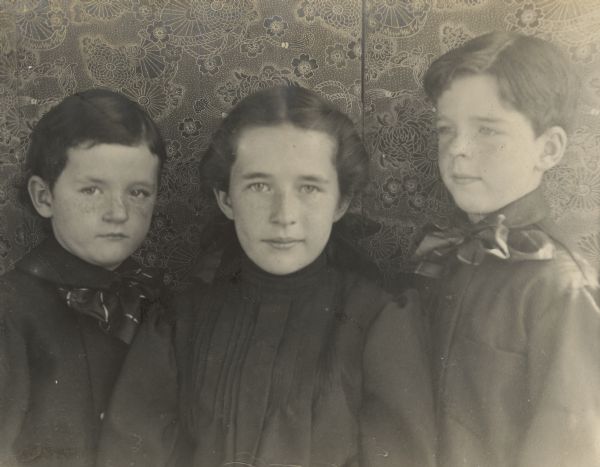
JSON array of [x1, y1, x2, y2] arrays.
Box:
[[437, 73, 517, 119], [62, 143, 159, 181], [232, 124, 337, 176]]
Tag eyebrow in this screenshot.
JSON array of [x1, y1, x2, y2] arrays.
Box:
[[75, 177, 156, 187], [471, 116, 505, 124], [240, 172, 271, 180], [435, 115, 506, 125], [297, 175, 330, 184], [240, 172, 331, 184]]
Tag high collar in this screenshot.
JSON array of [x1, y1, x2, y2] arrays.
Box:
[[239, 251, 329, 297], [16, 236, 141, 289], [466, 188, 549, 230]]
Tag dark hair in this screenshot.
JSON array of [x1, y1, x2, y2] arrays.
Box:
[[423, 31, 580, 135], [201, 85, 369, 200], [25, 88, 166, 193]]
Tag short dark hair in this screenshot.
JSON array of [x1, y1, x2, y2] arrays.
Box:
[[201, 85, 369, 200], [25, 88, 166, 193], [423, 31, 580, 135]]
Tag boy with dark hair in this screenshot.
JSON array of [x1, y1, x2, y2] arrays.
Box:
[[0, 89, 166, 467], [415, 31, 600, 467]]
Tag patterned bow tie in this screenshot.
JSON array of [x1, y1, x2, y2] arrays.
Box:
[[413, 214, 555, 278], [57, 268, 163, 344]]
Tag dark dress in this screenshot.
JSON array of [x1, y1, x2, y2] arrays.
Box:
[[0, 237, 162, 467], [417, 189, 600, 467], [98, 248, 436, 467]]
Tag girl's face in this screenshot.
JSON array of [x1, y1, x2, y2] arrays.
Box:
[[215, 123, 349, 275]]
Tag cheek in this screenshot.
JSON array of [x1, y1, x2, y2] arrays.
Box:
[[57, 198, 100, 222]]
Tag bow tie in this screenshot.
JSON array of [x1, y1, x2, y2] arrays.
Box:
[[413, 214, 555, 278], [57, 268, 163, 344]]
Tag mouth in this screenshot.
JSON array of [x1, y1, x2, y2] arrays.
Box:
[[451, 174, 481, 185], [263, 238, 303, 250], [98, 233, 129, 240]]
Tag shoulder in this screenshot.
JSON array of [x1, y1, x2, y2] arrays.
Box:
[[170, 278, 215, 321], [336, 269, 420, 331], [518, 245, 597, 295], [0, 268, 49, 312]]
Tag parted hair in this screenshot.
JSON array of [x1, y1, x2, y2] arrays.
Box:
[[25, 88, 166, 193], [201, 85, 369, 200], [423, 31, 580, 135]]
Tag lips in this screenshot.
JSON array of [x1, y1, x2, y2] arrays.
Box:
[[451, 174, 481, 185], [263, 238, 303, 249], [98, 233, 129, 239]]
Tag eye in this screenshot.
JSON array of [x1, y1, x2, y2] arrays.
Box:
[[479, 126, 498, 136], [299, 184, 320, 194], [436, 125, 454, 136], [130, 188, 152, 199], [248, 182, 270, 192], [80, 186, 100, 195]]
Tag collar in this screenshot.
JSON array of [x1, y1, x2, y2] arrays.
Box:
[[480, 187, 548, 229], [16, 236, 145, 289], [414, 189, 556, 276]]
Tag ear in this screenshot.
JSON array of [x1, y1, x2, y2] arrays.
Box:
[[213, 188, 234, 220], [333, 196, 351, 222], [27, 176, 54, 218], [536, 126, 568, 172]]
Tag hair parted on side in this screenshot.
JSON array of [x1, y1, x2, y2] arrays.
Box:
[[25, 88, 166, 193], [201, 85, 369, 201], [423, 31, 580, 135]]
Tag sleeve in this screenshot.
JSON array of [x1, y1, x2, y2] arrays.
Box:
[[0, 288, 31, 465], [517, 277, 600, 467], [96, 308, 179, 467], [360, 288, 437, 467]]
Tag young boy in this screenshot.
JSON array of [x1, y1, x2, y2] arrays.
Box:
[[415, 31, 600, 467], [0, 89, 166, 467], [97, 85, 436, 467]]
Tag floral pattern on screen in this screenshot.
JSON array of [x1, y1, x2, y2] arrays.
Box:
[[1, 0, 598, 287]]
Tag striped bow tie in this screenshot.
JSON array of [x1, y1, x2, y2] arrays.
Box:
[[57, 268, 162, 344], [413, 214, 555, 278]]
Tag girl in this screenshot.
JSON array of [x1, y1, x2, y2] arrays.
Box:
[[98, 85, 435, 467]]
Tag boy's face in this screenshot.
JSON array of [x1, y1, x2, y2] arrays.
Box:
[[435, 74, 549, 222], [215, 123, 348, 275], [36, 143, 159, 270]]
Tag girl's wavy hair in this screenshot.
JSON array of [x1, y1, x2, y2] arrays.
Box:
[[423, 31, 580, 135], [201, 85, 369, 201]]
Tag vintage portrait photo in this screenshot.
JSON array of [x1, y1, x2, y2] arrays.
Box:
[[1, 1, 599, 466]]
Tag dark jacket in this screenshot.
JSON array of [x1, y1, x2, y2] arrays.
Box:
[[98, 250, 436, 467], [0, 238, 162, 467], [423, 190, 600, 467]]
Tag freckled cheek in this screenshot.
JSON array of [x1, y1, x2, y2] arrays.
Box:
[[64, 198, 104, 219], [130, 201, 155, 218]]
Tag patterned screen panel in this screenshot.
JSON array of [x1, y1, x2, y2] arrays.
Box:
[[1, 0, 599, 288]]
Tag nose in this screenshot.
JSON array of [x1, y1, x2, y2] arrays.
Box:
[[103, 193, 129, 223], [269, 189, 298, 227], [445, 130, 473, 159]]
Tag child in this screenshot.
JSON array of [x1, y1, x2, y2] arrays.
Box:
[[414, 31, 600, 466], [0, 89, 166, 467], [97, 85, 436, 467]]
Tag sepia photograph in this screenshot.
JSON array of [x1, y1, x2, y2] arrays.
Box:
[[0, 1, 599, 466]]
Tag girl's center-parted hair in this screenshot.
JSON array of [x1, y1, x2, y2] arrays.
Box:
[[423, 31, 580, 136], [24, 88, 166, 194], [201, 85, 369, 201]]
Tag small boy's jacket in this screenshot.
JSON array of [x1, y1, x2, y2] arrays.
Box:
[[0, 237, 164, 467], [415, 188, 600, 467]]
